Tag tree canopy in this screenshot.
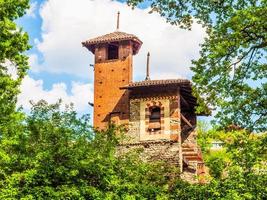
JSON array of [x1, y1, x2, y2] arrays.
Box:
[[0, 100, 179, 199], [0, 0, 30, 133], [1, 100, 266, 199], [127, 0, 267, 132], [195, 122, 267, 199], [0, 109, 264, 198]]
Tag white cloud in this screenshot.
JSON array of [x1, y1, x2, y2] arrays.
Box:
[[2, 60, 18, 79], [32, 0, 205, 80], [26, 1, 38, 18], [17, 76, 93, 113], [28, 54, 40, 72]]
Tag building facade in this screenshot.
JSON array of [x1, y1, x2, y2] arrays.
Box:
[[82, 18, 206, 182]]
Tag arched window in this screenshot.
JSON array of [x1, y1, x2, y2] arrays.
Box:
[[148, 106, 161, 132]]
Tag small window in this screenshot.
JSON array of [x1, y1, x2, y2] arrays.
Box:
[[148, 106, 161, 131], [108, 44, 119, 60]]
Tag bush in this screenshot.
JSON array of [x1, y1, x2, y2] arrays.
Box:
[[0, 100, 180, 199]]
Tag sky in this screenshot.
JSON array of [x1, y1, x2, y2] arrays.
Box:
[[16, 0, 207, 121]]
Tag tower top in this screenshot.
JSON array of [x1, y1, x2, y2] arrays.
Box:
[[82, 31, 142, 55], [82, 12, 142, 55]]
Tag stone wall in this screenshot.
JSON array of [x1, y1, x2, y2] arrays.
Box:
[[126, 100, 140, 143], [117, 141, 181, 168], [120, 91, 202, 183], [120, 94, 182, 172]]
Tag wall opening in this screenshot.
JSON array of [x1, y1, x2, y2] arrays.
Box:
[[108, 43, 119, 60], [148, 106, 161, 132]]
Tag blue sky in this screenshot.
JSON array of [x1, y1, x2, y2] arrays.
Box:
[[16, 0, 207, 122], [18, 0, 88, 92]]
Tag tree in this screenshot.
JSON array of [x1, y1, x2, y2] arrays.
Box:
[[0, 0, 30, 133], [207, 130, 267, 200], [170, 128, 267, 200], [0, 100, 178, 199], [127, 0, 267, 132]]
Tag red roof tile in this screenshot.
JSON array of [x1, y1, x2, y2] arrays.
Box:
[[82, 31, 142, 55], [82, 31, 142, 45]]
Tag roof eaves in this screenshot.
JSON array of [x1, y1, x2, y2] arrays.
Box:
[[120, 79, 191, 89]]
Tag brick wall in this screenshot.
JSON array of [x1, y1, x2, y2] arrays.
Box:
[[127, 93, 181, 142], [93, 42, 133, 129]]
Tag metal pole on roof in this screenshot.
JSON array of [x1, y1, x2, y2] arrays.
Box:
[[116, 11, 120, 31], [145, 52, 151, 81]]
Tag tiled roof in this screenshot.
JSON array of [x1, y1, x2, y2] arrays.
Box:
[[121, 79, 191, 89], [82, 31, 142, 46], [82, 31, 142, 55], [121, 79, 210, 116]]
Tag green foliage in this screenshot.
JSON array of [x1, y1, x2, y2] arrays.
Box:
[[197, 122, 230, 179], [194, 126, 267, 199], [205, 150, 229, 179], [1, 100, 265, 199], [127, 0, 267, 131], [0, 0, 30, 133], [192, 5, 267, 132], [0, 100, 180, 199], [196, 121, 213, 154]]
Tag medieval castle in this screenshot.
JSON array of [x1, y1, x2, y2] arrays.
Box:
[[82, 13, 206, 182]]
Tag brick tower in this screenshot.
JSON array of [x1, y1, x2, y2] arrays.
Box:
[[82, 13, 142, 129], [82, 13, 208, 183]]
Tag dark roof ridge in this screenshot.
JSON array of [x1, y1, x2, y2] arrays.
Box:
[[82, 31, 142, 55], [82, 31, 142, 46], [121, 79, 191, 89]]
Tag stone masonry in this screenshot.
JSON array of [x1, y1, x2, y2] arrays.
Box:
[[82, 17, 207, 183]]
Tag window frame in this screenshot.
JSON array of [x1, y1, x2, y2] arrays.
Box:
[[148, 106, 161, 132], [107, 43, 119, 60]]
